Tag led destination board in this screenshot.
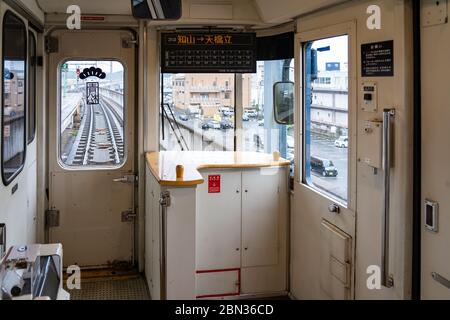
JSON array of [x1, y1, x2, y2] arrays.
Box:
[[161, 32, 257, 73]]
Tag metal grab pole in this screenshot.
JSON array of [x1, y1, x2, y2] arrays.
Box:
[[382, 109, 395, 288], [159, 191, 171, 300]]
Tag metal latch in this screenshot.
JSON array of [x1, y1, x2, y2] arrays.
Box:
[[122, 37, 138, 48], [432, 272, 450, 290], [159, 191, 171, 207], [45, 210, 60, 228], [121, 210, 137, 222], [0, 224, 6, 258], [113, 174, 138, 184]]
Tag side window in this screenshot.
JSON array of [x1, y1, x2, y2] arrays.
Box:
[[303, 35, 349, 203], [28, 31, 37, 144], [2, 11, 27, 185], [242, 60, 295, 172], [59, 60, 126, 168]]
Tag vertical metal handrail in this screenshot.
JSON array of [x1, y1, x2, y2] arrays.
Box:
[[159, 191, 171, 300], [0, 224, 6, 258], [0, 223, 6, 259], [382, 108, 395, 288]]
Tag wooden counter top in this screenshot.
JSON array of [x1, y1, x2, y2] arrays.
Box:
[[146, 151, 291, 187]]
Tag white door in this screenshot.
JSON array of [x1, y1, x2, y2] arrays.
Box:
[[421, 8, 450, 299], [47, 30, 136, 268], [291, 23, 357, 299], [242, 169, 279, 268]]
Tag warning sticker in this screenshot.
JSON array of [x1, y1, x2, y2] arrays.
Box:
[[361, 40, 394, 77], [208, 175, 221, 193]]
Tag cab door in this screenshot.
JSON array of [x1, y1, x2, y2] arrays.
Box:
[[291, 22, 357, 300], [47, 30, 137, 268]]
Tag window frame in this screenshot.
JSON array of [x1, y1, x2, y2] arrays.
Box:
[[301, 33, 352, 207], [27, 29, 37, 144], [1, 10, 28, 186], [56, 58, 129, 171]]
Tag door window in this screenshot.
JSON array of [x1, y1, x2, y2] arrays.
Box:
[[59, 60, 126, 168], [28, 31, 37, 144], [303, 35, 349, 203], [2, 11, 27, 185]]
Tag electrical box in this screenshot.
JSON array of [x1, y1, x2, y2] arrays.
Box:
[[360, 120, 383, 168], [361, 82, 378, 113]]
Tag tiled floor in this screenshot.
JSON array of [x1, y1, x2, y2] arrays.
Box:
[[66, 276, 150, 300]]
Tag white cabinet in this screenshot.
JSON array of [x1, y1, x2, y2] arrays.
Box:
[[196, 168, 287, 298], [196, 171, 241, 271], [242, 169, 279, 268], [145, 168, 161, 300]]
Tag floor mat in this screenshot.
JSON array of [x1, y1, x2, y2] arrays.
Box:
[[66, 276, 151, 300]]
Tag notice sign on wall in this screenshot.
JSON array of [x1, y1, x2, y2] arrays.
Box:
[[208, 175, 221, 193], [361, 40, 394, 77]]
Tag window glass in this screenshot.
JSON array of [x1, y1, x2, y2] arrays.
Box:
[[160, 73, 235, 151], [242, 59, 295, 173], [303, 35, 349, 202], [59, 60, 125, 167], [2, 12, 27, 184], [28, 31, 37, 144]]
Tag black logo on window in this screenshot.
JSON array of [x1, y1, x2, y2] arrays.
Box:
[[79, 67, 106, 80]]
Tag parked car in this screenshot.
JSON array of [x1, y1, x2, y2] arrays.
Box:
[[207, 120, 221, 129], [258, 119, 265, 127], [220, 120, 233, 129], [310, 156, 338, 177], [334, 136, 349, 148], [178, 113, 189, 121], [222, 109, 234, 117], [242, 114, 249, 121], [244, 109, 258, 118], [200, 121, 209, 130]]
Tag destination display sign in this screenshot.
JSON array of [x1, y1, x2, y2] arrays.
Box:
[[161, 32, 257, 73]]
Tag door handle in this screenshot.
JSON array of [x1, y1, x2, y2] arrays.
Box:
[[113, 175, 137, 184], [381, 108, 395, 288], [328, 203, 340, 214]]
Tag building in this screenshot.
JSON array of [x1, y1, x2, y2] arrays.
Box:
[[172, 73, 252, 117], [310, 63, 349, 136]]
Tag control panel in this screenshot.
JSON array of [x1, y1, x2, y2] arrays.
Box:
[[361, 82, 378, 113]]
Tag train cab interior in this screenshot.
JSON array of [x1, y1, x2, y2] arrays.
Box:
[[0, 0, 449, 302]]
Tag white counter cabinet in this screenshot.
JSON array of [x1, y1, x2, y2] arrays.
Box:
[[145, 152, 290, 300]]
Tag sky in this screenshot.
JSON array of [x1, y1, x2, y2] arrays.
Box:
[[311, 35, 349, 72], [65, 60, 124, 73]]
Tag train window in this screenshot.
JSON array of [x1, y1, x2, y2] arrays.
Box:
[[303, 35, 349, 203], [242, 60, 295, 170], [59, 60, 126, 168], [27, 31, 37, 144], [160, 73, 235, 151], [1, 11, 27, 185]]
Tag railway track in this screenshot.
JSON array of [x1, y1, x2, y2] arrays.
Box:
[[69, 98, 124, 166]]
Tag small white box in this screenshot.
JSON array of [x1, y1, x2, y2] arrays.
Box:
[[360, 120, 383, 168]]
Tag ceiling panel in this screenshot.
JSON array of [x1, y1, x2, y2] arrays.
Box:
[[37, 0, 132, 15], [254, 0, 349, 24]]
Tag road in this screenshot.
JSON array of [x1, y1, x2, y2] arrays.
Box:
[[309, 134, 348, 202]]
